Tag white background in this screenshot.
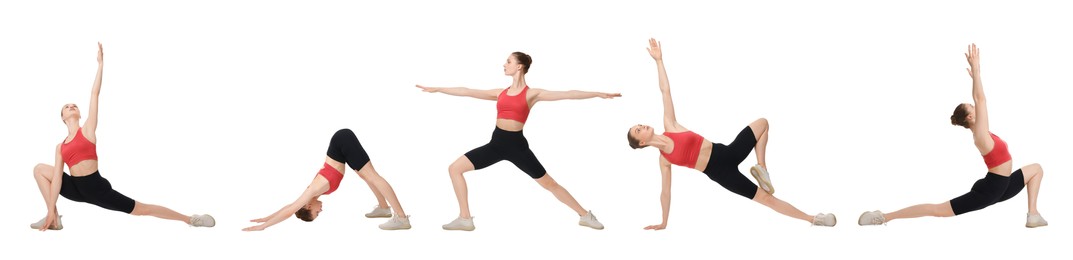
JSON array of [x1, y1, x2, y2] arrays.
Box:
[[1, 0, 1068, 259]]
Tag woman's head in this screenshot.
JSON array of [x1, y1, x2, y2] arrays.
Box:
[[626, 124, 656, 149], [504, 52, 532, 76], [950, 103, 974, 129], [61, 103, 80, 123], [294, 198, 323, 222]]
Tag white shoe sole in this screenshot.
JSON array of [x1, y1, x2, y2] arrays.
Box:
[[30, 215, 63, 230], [750, 166, 774, 194], [442, 225, 475, 231], [579, 222, 604, 230]]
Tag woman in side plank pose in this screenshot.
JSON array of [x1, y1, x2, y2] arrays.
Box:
[[626, 38, 837, 230]]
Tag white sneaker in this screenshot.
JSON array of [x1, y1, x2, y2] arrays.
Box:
[[579, 210, 604, 230], [365, 206, 393, 218], [812, 213, 836, 227], [1026, 214, 1048, 228], [379, 215, 412, 230], [29, 215, 63, 230], [750, 165, 774, 194], [858, 210, 886, 226], [190, 214, 216, 228], [442, 216, 475, 231]]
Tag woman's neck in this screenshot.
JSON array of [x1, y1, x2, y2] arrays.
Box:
[[511, 74, 527, 89]]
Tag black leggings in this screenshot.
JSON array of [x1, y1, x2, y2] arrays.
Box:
[[59, 171, 136, 214], [949, 169, 1025, 215], [326, 128, 371, 172], [464, 127, 547, 179], [702, 126, 760, 200]]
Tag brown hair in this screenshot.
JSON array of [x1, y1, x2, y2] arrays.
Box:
[[950, 104, 970, 129], [512, 52, 532, 74], [627, 130, 644, 149], [295, 208, 315, 222]]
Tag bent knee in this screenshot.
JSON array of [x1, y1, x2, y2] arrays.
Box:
[[448, 158, 472, 175], [34, 163, 51, 174], [1028, 163, 1043, 175]]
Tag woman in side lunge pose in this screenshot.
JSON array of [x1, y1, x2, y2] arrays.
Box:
[[31, 43, 215, 231], [858, 44, 1048, 227], [417, 51, 620, 231], [243, 129, 411, 231], [626, 39, 837, 230]]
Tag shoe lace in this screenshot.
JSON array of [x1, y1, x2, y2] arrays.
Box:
[[870, 216, 885, 225], [190, 216, 203, 226], [812, 214, 826, 226]]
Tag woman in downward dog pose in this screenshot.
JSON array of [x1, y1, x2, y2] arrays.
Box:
[[626, 39, 837, 230], [243, 129, 411, 231], [31, 43, 215, 231], [858, 44, 1048, 227], [417, 51, 620, 231]]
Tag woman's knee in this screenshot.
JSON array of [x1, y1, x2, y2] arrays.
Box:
[[752, 118, 769, 129], [357, 166, 381, 181], [752, 189, 773, 204], [130, 202, 147, 216], [535, 175, 561, 190], [34, 163, 52, 176], [448, 157, 473, 176], [1025, 163, 1043, 179]]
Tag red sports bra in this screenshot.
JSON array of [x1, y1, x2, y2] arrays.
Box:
[[497, 86, 531, 123], [317, 163, 344, 195], [660, 131, 704, 168], [60, 128, 98, 168], [982, 132, 1012, 169]]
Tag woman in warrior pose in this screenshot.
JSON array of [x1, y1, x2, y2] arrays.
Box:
[[417, 51, 620, 231]]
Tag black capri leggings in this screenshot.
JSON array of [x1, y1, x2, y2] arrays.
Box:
[[464, 127, 547, 179], [949, 169, 1025, 215], [702, 126, 761, 200], [326, 128, 372, 172], [59, 171, 136, 214]]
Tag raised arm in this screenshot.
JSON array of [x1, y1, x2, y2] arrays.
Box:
[[242, 182, 326, 231], [645, 157, 673, 230], [965, 44, 991, 145], [532, 89, 620, 103], [649, 38, 684, 132], [39, 144, 65, 231], [416, 85, 501, 101], [84, 42, 103, 137]]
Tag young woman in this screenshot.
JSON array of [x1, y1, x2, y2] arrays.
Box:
[[626, 38, 837, 230], [30, 43, 215, 231], [243, 129, 411, 231], [417, 51, 620, 231], [857, 44, 1048, 228]]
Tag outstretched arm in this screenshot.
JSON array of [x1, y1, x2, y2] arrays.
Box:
[[965, 44, 990, 143], [243, 181, 326, 231], [648, 38, 684, 132], [533, 89, 620, 103], [415, 85, 501, 101], [645, 157, 673, 230], [84, 42, 103, 136]]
